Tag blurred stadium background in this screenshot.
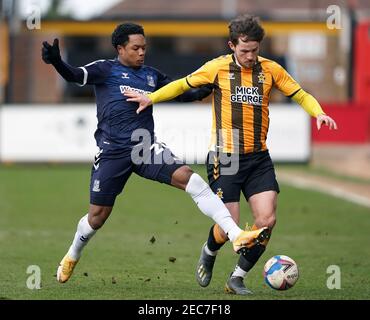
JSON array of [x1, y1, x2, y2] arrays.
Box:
[[0, 0, 369, 300]]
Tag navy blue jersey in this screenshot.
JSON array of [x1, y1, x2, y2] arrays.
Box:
[[77, 58, 177, 157]]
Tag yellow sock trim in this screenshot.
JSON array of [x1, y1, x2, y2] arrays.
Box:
[[213, 224, 228, 244]]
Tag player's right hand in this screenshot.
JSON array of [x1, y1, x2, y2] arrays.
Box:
[[42, 38, 61, 64], [124, 90, 153, 114], [316, 114, 338, 130]]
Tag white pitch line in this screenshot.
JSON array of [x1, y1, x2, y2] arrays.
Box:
[[278, 175, 370, 209]]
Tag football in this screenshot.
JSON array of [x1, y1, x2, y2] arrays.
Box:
[[263, 255, 299, 290]]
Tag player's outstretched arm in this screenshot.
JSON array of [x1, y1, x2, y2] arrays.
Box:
[[176, 84, 214, 102], [125, 77, 192, 114], [41, 38, 84, 84], [291, 89, 338, 130]]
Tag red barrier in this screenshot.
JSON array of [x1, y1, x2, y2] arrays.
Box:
[[354, 21, 370, 104], [311, 104, 370, 143], [312, 20, 370, 143]]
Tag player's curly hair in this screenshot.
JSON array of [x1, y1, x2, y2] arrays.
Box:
[[228, 14, 265, 45], [111, 22, 145, 50]]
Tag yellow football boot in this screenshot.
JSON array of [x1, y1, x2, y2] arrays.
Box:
[[232, 226, 269, 253], [57, 254, 79, 283]]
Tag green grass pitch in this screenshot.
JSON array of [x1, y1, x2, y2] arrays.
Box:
[[0, 164, 369, 300]]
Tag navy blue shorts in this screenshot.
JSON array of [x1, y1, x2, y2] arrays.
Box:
[[90, 142, 184, 206], [206, 150, 280, 203]]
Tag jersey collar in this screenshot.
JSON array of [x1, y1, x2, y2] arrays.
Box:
[[116, 57, 143, 71], [232, 54, 242, 68], [232, 54, 259, 69]]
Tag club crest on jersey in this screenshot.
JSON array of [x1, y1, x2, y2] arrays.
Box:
[[258, 72, 265, 84], [216, 188, 224, 199], [121, 73, 130, 79], [228, 73, 235, 80], [147, 75, 155, 87], [92, 179, 101, 192]]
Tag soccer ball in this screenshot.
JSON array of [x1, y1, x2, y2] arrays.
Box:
[[263, 255, 299, 290]]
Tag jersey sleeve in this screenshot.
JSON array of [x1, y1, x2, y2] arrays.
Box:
[[271, 62, 301, 96], [155, 69, 172, 89], [153, 68, 213, 102], [79, 60, 112, 86], [186, 59, 219, 87]]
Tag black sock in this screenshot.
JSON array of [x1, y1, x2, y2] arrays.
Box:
[[237, 243, 266, 272], [207, 225, 226, 252]]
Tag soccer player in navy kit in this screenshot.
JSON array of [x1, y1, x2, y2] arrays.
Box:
[[42, 23, 268, 284]]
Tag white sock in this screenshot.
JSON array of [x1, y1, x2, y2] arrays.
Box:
[[232, 265, 248, 278], [185, 173, 242, 242], [204, 244, 218, 257], [67, 214, 96, 260]]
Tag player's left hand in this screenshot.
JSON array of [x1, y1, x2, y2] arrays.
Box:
[[42, 38, 61, 65], [316, 114, 338, 130], [124, 91, 153, 114]]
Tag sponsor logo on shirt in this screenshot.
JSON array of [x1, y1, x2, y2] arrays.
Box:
[[230, 86, 263, 105], [120, 85, 152, 95]]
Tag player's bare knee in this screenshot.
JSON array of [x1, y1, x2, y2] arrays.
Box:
[[88, 206, 112, 229], [256, 215, 276, 229], [90, 216, 106, 229], [171, 165, 194, 190]]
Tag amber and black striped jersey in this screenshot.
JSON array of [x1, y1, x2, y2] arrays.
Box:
[[186, 54, 301, 154]]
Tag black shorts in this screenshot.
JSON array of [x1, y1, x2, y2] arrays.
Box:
[[206, 150, 280, 203], [90, 141, 184, 206]]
